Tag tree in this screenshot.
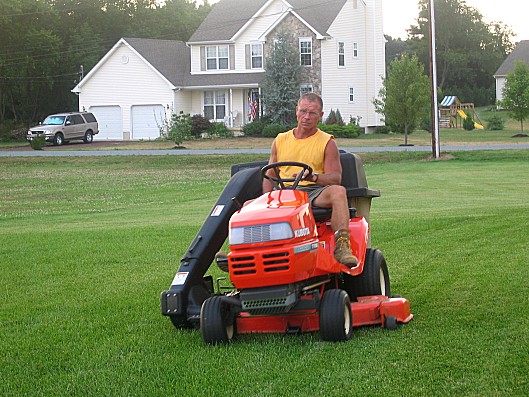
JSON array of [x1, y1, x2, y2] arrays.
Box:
[[500, 61, 529, 132], [373, 53, 430, 145], [407, 0, 513, 106], [261, 29, 302, 127]]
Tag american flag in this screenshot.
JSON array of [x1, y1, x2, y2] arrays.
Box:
[[247, 91, 258, 121]]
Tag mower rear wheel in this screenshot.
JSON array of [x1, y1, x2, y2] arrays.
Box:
[[319, 289, 353, 342], [200, 296, 236, 344], [345, 248, 390, 300]]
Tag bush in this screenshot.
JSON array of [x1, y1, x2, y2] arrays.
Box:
[[191, 114, 212, 137], [242, 117, 272, 136], [165, 111, 192, 146], [262, 123, 286, 137], [320, 123, 361, 138], [29, 134, 46, 150], [486, 114, 504, 130], [207, 122, 233, 138], [463, 112, 475, 131], [375, 125, 391, 134]]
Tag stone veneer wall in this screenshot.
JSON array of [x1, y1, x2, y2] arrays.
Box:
[[264, 14, 322, 95]]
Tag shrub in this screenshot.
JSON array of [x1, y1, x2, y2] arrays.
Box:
[[463, 112, 475, 131], [208, 122, 233, 138], [375, 125, 391, 134], [334, 109, 345, 126], [486, 114, 504, 130], [243, 117, 271, 136], [165, 111, 192, 146], [262, 123, 286, 137], [191, 114, 212, 137], [29, 134, 46, 150], [320, 123, 361, 138], [325, 109, 337, 125]]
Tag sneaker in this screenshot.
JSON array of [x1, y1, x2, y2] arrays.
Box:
[[334, 230, 359, 267]]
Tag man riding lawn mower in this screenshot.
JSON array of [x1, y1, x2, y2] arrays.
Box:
[[160, 154, 413, 344]]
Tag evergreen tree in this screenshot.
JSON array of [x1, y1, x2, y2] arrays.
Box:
[[261, 29, 302, 127]]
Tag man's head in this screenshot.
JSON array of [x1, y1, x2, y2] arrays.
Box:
[[296, 93, 324, 135]]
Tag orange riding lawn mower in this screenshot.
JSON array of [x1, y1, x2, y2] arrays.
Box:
[[161, 153, 412, 344]]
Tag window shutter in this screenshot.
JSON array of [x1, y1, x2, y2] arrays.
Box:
[[229, 45, 235, 70], [245, 44, 251, 69], [200, 46, 205, 71]]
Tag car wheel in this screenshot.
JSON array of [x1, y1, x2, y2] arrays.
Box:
[[83, 131, 93, 143], [346, 248, 390, 300], [53, 133, 64, 146], [319, 289, 353, 342], [200, 296, 236, 344]]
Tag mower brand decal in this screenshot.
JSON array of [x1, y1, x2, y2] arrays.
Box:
[[171, 272, 189, 286], [294, 242, 319, 254], [294, 227, 310, 238], [211, 205, 225, 217]]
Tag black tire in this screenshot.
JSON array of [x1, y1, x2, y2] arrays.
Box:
[[384, 315, 398, 330], [344, 248, 390, 300], [169, 314, 191, 329], [319, 289, 353, 342], [53, 133, 64, 146], [83, 131, 93, 143], [200, 296, 236, 344]]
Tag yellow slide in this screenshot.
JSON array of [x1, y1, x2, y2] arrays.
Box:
[[457, 109, 484, 129]]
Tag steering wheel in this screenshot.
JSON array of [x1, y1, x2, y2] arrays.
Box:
[[261, 161, 313, 190]]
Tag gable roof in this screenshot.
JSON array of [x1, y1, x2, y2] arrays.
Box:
[[73, 38, 190, 92], [494, 40, 529, 77], [123, 38, 190, 87], [188, 0, 348, 43]]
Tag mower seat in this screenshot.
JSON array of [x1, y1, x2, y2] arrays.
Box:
[[311, 206, 356, 223]]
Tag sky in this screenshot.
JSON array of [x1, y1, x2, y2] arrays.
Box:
[[382, 0, 527, 41], [199, 0, 528, 42]]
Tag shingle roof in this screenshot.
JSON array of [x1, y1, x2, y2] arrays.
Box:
[[125, 37, 263, 88], [494, 40, 529, 76], [124, 37, 190, 86], [188, 0, 348, 43]]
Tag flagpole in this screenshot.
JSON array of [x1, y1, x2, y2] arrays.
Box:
[[428, 0, 440, 158]]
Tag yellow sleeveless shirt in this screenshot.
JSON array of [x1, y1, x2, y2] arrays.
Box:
[[275, 129, 334, 186]]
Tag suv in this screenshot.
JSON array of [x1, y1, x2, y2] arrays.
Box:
[[27, 112, 99, 146]]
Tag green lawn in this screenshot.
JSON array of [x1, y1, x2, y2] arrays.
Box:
[[1, 151, 528, 396]]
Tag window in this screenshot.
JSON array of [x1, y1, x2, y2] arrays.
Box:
[[251, 43, 263, 69], [349, 87, 355, 103], [353, 42, 359, 58], [300, 84, 313, 96], [204, 91, 227, 121], [338, 42, 345, 67], [299, 38, 312, 66], [206, 45, 229, 70]]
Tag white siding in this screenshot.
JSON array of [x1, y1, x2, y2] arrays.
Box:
[[78, 43, 174, 139], [321, 0, 384, 130]]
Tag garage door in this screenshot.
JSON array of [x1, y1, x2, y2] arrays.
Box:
[[131, 105, 165, 140], [89, 106, 123, 140]]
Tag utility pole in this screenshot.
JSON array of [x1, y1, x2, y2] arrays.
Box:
[[428, 0, 440, 159]]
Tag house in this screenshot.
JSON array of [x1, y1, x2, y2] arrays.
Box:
[[72, 0, 385, 140], [494, 40, 529, 104]]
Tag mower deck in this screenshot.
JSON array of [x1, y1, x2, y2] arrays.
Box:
[[236, 295, 413, 334]]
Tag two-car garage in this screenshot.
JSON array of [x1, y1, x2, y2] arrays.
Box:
[[89, 104, 165, 141]]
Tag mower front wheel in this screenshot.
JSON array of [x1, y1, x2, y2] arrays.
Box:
[[200, 296, 236, 344], [319, 289, 353, 342]]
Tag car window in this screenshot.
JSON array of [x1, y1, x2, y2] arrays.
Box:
[[42, 116, 65, 125], [71, 114, 85, 124], [82, 113, 97, 123]]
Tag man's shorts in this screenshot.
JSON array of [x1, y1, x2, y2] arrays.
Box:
[[298, 185, 330, 206]]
